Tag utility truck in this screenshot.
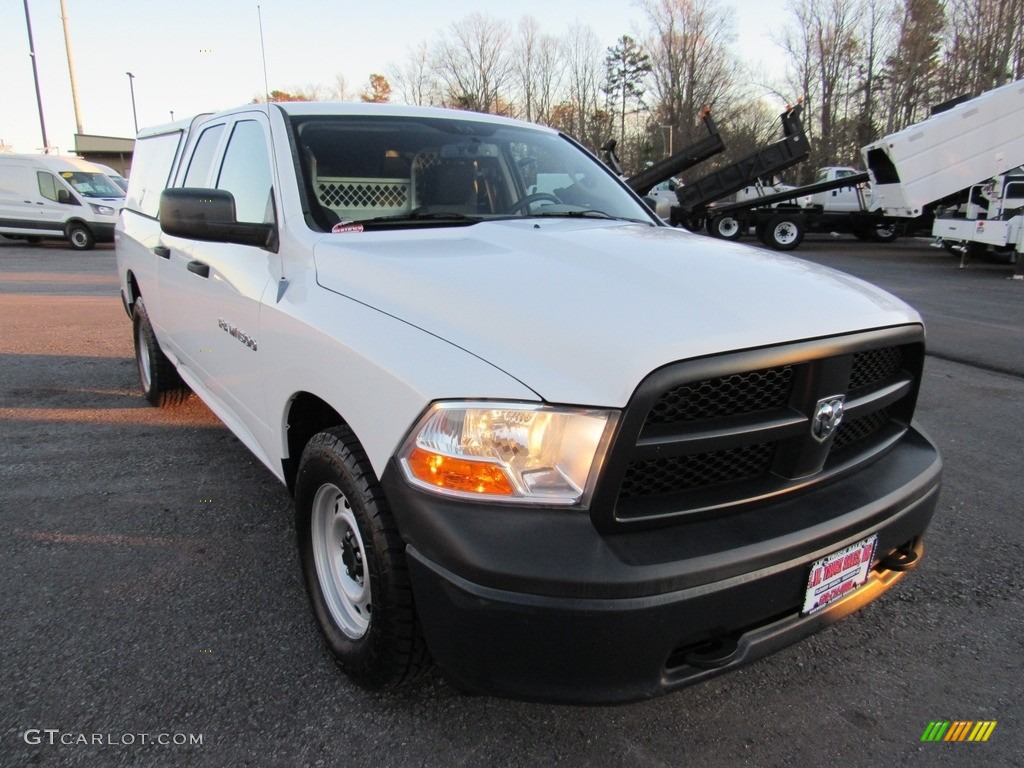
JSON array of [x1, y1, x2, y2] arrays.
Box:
[[863, 78, 1024, 265], [658, 79, 1024, 253], [698, 166, 915, 249]]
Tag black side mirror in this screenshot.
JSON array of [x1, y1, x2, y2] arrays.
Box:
[[160, 188, 275, 249], [57, 188, 72, 204]]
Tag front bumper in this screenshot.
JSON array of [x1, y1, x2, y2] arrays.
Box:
[[89, 222, 116, 242], [383, 425, 941, 704]]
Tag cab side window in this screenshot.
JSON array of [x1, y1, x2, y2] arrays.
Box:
[[216, 120, 273, 224], [37, 172, 60, 202], [182, 124, 225, 187]]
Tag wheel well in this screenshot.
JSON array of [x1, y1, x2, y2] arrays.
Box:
[[283, 393, 345, 494], [126, 271, 141, 314]]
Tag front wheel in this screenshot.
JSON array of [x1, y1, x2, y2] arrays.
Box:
[[761, 214, 804, 250], [133, 297, 190, 406], [65, 222, 95, 251], [295, 426, 430, 689]]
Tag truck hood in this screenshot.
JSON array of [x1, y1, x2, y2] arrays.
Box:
[[313, 220, 919, 406]]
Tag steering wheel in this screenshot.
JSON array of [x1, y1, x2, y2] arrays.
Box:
[[507, 192, 561, 215]]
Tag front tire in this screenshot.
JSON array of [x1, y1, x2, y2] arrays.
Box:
[[133, 297, 190, 406], [66, 222, 95, 251], [295, 427, 430, 689]]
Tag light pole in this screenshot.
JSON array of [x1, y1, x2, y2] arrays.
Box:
[[126, 72, 138, 135], [660, 125, 674, 157], [23, 0, 50, 152]]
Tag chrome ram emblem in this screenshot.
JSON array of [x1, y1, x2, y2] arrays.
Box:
[[811, 395, 845, 442]]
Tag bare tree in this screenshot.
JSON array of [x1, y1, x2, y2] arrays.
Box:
[[433, 13, 514, 113], [881, 0, 944, 131], [331, 73, 351, 102], [778, 0, 864, 175], [559, 22, 608, 147], [388, 42, 440, 106], [941, 0, 1024, 99], [638, 0, 739, 156], [509, 17, 566, 125]]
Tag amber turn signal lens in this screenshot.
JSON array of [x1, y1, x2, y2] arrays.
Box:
[[406, 448, 514, 496]]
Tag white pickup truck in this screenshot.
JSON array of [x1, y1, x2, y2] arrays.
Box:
[[115, 102, 941, 704]]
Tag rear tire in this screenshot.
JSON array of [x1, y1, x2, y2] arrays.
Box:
[[295, 426, 431, 689], [66, 222, 95, 251], [133, 297, 190, 406], [762, 214, 804, 250], [709, 215, 743, 241], [871, 222, 899, 243]]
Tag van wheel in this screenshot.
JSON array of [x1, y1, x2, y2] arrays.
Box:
[[133, 297, 190, 406], [66, 222, 95, 251], [295, 427, 430, 690]]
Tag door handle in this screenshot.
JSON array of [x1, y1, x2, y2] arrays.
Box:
[[186, 260, 210, 278], [153, 246, 171, 259]]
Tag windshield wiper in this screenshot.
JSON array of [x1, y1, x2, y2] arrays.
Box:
[[528, 209, 648, 224], [360, 211, 483, 225]]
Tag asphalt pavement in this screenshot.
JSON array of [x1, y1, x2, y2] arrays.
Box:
[[1, 236, 1021, 767]]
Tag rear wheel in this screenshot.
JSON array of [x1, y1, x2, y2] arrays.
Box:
[[709, 215, 743, 241], [871, 222, 899, 242], [680, 215, 706, 233], [65, 222, 95, 251], [133, 297, 190, 406], [761, 214, 804, 250], [295, 426, 431, 689]]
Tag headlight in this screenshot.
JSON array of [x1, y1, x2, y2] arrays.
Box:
[[90, 204, 116, 216], [398, 402, 617, 506]]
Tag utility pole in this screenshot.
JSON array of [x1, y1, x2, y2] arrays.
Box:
[[22, 0, 51, 152], [126, 72, 138, 135], [60, 0, 84, 135]]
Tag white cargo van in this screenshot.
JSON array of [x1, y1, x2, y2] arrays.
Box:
[[0, 154, 124, 249]]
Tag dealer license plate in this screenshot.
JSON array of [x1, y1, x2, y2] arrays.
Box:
[[802, 535, 878, 615]]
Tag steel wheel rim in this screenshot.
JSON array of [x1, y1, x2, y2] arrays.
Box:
[[311, 482, 371, 639], [135, 321, 152, 391], [773, 223, 797, 245], [70, 228, 88, 247], [718, 217, 740, 238]]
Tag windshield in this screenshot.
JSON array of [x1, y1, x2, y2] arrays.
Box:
[[59, 171, 125, 198], [290, 114, 656, 231]]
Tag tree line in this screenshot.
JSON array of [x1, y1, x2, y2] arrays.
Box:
[[269, 0, 1023, 183]]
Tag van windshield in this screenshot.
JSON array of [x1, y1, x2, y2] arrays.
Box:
[[290, 114, 656, 231], [59, 172, 125, 199]]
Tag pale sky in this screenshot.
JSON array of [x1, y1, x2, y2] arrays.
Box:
[[1, 0, 793, 154]]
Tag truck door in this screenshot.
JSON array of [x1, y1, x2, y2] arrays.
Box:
[[161, 114, 276, 452], [827, 169, 863, 213], [36, 172, 83, 235]]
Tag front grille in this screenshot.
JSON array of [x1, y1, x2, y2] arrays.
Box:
[[849, 346, 904, 391], [602, 330, 923, 527], [646, 367, 792, 424], [619, 443, 776, 498], [831, 407, 892, 452]]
